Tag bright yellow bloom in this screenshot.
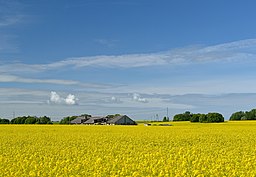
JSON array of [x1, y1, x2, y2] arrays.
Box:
[[0, 121, 256, 176]]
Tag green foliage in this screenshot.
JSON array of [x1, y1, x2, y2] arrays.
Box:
[[36, 116, 52, 124], [0, 118, 10, 124], [11, 116, 29, 124], [11, 116, 52, 124], [207, 113, 224, 123], [199, 113, 224, 123], [59, 116, 78, 124], [59, 114, 91, 124], [190, 114, 201, 122], [25, 117, 37, 124], [230, 109, 256, 121], [173, 111, 192, 121], [173, 111, 224, 123], [106, 114, 121, 119], [229, 111, 245, 121], [162, 116, 169, 122], [199, 114, 207, 123], [244, 109, 256, 120]]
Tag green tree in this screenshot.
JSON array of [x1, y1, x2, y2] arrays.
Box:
[[36, 116, 52, 124], [244, 109, 256, 120], [11, 116, 29, 124], [59, 116, 78, 124], [199, 113, 224, 123], [207, 113, 224, 123], [162, 116, 169, 122], [25, 117, 37, 124], [190, 114, 201, 122], [0, 118, 10, 124], [106, 114, 121, 119], [229, 111, 245, 121], [199, 114, 207, 123], [59, 114, 91, 124], [173, 111, 192, 121], [11, 116, 52, 124]]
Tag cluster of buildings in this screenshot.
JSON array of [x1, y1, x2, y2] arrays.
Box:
[[70, 115, 136, 125]]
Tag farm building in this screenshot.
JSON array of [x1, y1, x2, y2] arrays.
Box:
[[70, 115, 136, 125], [83, 116, 107, 124], [107, 115, 136, 125], [70, 116, 87, 124]]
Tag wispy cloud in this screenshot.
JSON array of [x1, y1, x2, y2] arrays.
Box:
[[1, 39, 256, 73], [0, 34, 19, 52], [0, 0, 25, 27], [0, 14, 24, 27], [94, 39, 118, 48], [0, 74, 114, 89], [0, 0, 26, 53]]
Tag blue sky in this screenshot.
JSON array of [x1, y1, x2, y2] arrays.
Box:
[[1, 0, 256, 120]]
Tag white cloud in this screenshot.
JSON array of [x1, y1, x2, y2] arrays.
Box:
[[49, 91, 62, 104], [132, 93, 148, 103], [65, 94, 78, 105], [48, 91, 78, 105]]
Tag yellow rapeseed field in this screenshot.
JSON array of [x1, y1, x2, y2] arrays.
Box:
[[1, 121, 256, 176]]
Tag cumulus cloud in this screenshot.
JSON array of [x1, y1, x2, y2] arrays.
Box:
[[65, 94, 78, 105], [49, 91, 62, 104], [48, 91, 78, 105], [132, 93, 148, 103]]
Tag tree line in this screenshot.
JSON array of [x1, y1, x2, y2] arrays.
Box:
[[0, 116, 52, 124], [171, 108, 256, 123], [172, 111, 224, 123], [229, 108, 256, 120]]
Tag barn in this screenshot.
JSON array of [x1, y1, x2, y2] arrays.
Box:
[[70, 114, 136, 125], [107, 115, 136, 125]]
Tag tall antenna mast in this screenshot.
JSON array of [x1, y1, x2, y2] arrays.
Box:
[[167, 107, 169, 119]]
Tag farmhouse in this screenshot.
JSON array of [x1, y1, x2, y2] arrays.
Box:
[[70, 115, 136, 125]]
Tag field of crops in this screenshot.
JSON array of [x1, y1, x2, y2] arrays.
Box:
[[1, 122, 256, 176]]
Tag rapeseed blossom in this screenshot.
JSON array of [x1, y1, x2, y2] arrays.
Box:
[[0, 122, 256, 176]]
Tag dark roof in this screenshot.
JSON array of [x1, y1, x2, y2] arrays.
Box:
[[70, 117, 86, 124], [83, 116, 105, 124], [107, 115, 136, 124], [107, 116, 124, 124], [83, 118, 95, 124]]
